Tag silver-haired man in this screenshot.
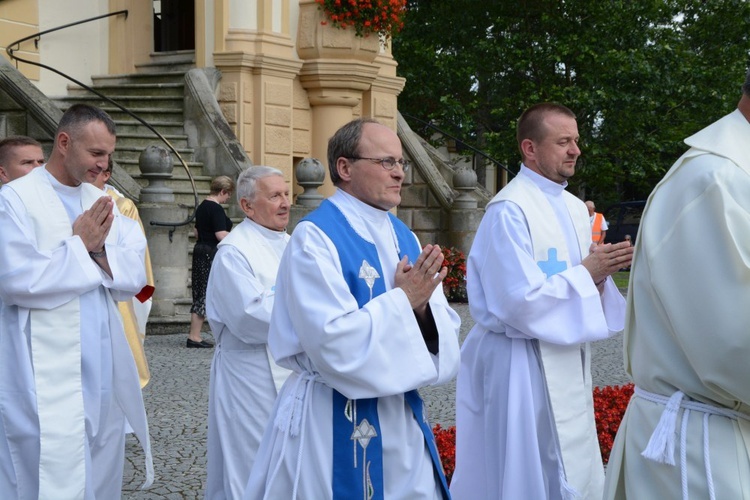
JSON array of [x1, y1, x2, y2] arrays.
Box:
[[204, 166, 293, 499]]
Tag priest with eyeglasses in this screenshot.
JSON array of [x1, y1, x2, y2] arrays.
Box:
[[244, 118, 460, 500]]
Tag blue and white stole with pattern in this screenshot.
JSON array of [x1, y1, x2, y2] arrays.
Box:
[[303, 199, 451, 500]]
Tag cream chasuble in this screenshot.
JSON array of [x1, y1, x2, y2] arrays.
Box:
[[105, 187, 153, 388]]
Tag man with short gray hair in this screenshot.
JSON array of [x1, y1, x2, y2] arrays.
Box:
[[204, 166, 293, 499], [604, 71, 750, 499]]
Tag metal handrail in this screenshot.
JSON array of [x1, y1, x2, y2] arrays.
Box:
[[6, 10, 199, 237], [400, 112, 515, 179]]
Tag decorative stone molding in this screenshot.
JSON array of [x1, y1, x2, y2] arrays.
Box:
[[295, 157, 325, 207], [452, 166, 479, 209], [139, 145, 174, 203]]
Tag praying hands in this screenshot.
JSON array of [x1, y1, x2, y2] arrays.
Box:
[[395, 243, 447, 315], [73, 195, 114, 253], [582, 240, 634, 286]]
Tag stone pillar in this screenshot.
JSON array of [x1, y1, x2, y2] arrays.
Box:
[[362, 41, 405, 130], [297, 0, 381, 197], [449, 166, 483, 254], [137, 146, 190, 328]]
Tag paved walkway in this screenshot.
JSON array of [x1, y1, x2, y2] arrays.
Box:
[[122, 301, 631, 498]]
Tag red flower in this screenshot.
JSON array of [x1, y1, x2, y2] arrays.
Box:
[[431, 383, 634, 484], [593, 383, 634, 464], [433, 246, 467, 302], [316, 0, 407, 38], [432, 424, 456, 484]]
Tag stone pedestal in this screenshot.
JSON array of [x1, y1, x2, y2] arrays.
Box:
[[448, 209, 484, 256], [139, 204, 190, 321], [139, 145, 175, 203]]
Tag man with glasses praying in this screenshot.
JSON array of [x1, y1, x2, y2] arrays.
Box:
[[244, 117, 460, 499]]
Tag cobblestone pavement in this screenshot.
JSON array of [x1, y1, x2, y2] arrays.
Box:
[[122, 300, 631, 498]]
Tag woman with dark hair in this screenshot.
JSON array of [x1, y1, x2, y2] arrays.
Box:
[[188, 175, 234, 348]]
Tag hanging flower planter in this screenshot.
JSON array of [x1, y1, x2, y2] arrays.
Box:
[[315, 0, 407, 39], [298, 0, 381, 62]]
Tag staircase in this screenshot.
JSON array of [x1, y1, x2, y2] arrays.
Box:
[[51, 51, 212, 207], [51, 51, 214, 331]]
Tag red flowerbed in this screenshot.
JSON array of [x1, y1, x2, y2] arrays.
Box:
[[432, 424, 456, 483], [593, 383, 634, 464], [432, 383, 634, 484]]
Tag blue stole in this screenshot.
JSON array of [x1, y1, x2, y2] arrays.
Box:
[[303, 199, 451, 499]]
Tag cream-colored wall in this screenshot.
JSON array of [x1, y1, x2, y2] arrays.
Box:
[[200, 0, 215, 67], [0, 0, 41, 80], [33, 0, 109, 96], [230, 0, 257, 30]]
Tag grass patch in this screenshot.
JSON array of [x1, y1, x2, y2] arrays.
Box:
[[612, 271, 630, 289]]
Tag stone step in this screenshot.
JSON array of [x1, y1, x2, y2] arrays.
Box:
[[173, 297, 193, 316], [92, 72, 187, 86], [117, 156, 205, 172], [136, 50, 196, 74], [66, 82, 185, 98], [53, 95, 184, 110], [103, 107, 184, 123], [115, 143, 195, 158], [146, 314, 192, 335], [127, 176, 211, 194], [119, 162, 205, 183], [115, 133, 190, 149], [115, 119, 186, 136]]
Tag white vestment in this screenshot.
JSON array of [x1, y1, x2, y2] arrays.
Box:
[[204, 218, 292, 500], [451, 166, 625, 500], [0, 166, 152, 499], [244, 189, 461, 499], [604, 109, 750, 499]]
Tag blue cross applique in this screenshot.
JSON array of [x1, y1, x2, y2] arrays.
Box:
[[537, 248, 567, 278]]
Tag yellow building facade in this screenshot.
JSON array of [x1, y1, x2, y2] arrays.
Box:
[[1, 0, 405, 195]]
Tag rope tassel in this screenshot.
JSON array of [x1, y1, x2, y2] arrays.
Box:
[[641, 390, 685, 465]]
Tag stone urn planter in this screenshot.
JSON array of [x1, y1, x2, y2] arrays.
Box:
[[297, 0, 381, 62]]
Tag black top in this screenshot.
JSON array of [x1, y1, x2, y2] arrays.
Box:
[[194, 199, 232, 246]]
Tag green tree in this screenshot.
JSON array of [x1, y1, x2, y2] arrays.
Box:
[[393, 0, 750, 206]]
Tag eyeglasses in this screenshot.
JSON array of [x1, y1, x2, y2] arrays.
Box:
[[349, 157, 411, 172]]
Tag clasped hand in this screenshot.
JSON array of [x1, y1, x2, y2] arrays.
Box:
[[395, 244, 447, 314], [582, 240, 634, 285], [73, 196, 114, 252]]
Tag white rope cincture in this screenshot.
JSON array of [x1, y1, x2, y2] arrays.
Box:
[[268, 373, 315, 498], [640, 390, 684, 465], [635, 386, 749, 500], [703, 412, 716, 500], [680, 409, 689, 500]]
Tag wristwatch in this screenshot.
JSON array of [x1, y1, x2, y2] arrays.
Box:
[[89, 248, 107, 259]]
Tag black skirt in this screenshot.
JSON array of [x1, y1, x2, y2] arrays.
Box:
[[190, 242, 217, 317]]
